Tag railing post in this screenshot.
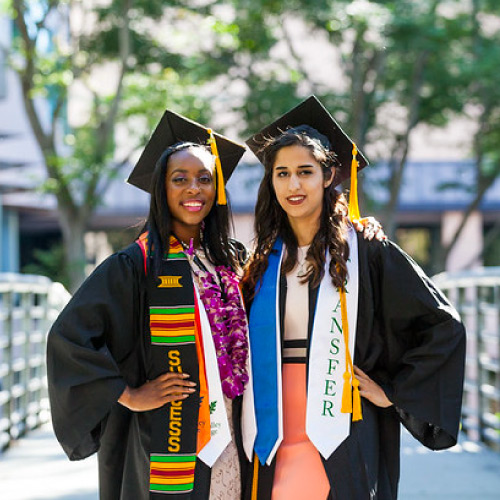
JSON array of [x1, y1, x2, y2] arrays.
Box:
[[433, 268, 500, 451], [0, 289, 13, 450], [0, 274, 70, 454]]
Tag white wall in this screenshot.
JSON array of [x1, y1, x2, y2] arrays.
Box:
[[232, 213, 255, 250], [442, 211, 483, 272]]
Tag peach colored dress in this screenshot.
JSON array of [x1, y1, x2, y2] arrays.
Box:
[[271, 247, 330, 500]]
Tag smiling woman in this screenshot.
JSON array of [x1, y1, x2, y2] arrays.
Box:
[[272, 144, 333, 246], [239, 96, 466, 500], [46, 110, 249, 500], [165, 147, 216, 244]]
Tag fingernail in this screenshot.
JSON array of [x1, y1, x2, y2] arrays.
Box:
[[182, 374, 190, 378], [188, 382, 196, 387]]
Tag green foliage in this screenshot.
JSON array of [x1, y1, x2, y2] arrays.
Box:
[[240, 78, 302, 135], [8, 1, 242, 288], [8, 0, 500, 280], [22, 243, 70, 289]]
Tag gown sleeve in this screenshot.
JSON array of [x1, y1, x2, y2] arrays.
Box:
[[47, 248, 143, 460], [369, 239, 466, 450]]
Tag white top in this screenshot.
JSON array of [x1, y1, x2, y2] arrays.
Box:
[[284, 245, 310, 361]]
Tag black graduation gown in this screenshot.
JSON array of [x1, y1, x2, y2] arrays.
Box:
[[240, 234, 466, 500], [46, 242, 220, 500]]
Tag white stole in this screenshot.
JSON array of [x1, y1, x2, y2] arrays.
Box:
[[194, 287, 232, 467], [242, 226, 359, 462], [306, 227, 359, 458]]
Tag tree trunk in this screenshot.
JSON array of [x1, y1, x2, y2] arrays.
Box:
[[433, 0, 500, 272], [58, 209, 88, 292], [382, 135, 411, 239], [381, 48, 429, 239]]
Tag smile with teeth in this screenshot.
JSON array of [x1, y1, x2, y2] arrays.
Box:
[[287, 195, 306, 204], [182, 200, 204, 212]]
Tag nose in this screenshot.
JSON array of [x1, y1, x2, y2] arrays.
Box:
[[186, 178, 201, 193], [288, 173, 301, 191]]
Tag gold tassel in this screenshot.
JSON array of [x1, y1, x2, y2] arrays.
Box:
[[207, 128, 227, 205], [346, 143, 363, 421], [352, 377, 363, 422], [341, 371, 352, 413], [339, 283, 363, 420], [348, 143, 360, 222]]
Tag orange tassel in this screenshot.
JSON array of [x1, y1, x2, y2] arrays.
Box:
[[352, 377, 362, 422], [207, 128, 227, 205], [348, 143, 360, 222], [339, 280, 363, 421], [341, 371, 352, 414]]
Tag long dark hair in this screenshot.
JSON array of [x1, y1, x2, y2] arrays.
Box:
[[242, 126, 349, 301], [145, 142, 237, 276]]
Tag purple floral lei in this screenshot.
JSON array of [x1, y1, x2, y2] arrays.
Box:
[[191, 264, 250, 399]]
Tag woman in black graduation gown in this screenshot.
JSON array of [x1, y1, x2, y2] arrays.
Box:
[[47, 110, 251, 500], [238, 96, 466, 500]]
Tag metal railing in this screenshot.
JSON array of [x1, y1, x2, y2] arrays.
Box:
[[0, 273, 69, 452], [433, 267, 500, 451], [1, 268, 498, 453]]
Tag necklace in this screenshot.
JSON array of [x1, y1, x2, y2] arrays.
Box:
[[296, 245, 310, 278], [181, 239, 249, 399]]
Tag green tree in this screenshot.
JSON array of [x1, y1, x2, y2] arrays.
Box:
[[206, 0, 498, 270], [436, 0, 500, 269], [7, 0, 218, 290]]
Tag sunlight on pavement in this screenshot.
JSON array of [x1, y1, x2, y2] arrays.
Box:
[[0, 423, 98, 500], [399, 429, 500, 500]]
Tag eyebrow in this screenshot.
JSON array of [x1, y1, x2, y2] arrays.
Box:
[[274, 164, 317, 170], [169, 167, 212, 175]]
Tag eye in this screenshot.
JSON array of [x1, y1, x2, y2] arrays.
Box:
[[276, 170, 289, 178], [299, 169, 313, 175], [198, 174, 213, 184], [171, 176, 187, 184]]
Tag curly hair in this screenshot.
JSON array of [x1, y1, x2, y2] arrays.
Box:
[[145, 142, 237, 276], [242, 126, 350, 302]]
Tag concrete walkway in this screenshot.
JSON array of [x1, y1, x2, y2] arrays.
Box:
[[399, 430, 500, 499], [0, 423, 499, 499], [0, 423, 98, 500]]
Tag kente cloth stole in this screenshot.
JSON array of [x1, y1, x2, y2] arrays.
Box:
[[143, 237, 202, 498], [137, 235, 230, 498], [242, 226, 359, 464]]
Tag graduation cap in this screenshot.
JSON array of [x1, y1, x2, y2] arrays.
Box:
[[127, 109, 246, 204], [245, 95, 368, 220], [246, 95, 368, 182]]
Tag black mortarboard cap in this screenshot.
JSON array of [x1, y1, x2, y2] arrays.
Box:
[[245, 95, 368, 184], [128, 109, 246, 193]]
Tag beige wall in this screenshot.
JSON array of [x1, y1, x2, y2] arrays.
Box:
[[441, 211, 483, 272], [232, 213, 255, 250]]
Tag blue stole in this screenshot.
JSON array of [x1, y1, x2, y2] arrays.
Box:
[[248, 239, 283, 464]]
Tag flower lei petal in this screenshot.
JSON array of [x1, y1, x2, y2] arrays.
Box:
[[194, 265, 249, 399]]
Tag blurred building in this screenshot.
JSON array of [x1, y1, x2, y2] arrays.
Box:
[[2, 155, 500, 276], [1, 11, 500, 278]]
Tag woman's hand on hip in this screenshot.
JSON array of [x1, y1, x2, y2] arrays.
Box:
[[354, 366, 392, 408], [118, 372, 196, 412]]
